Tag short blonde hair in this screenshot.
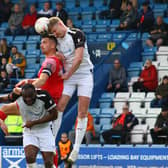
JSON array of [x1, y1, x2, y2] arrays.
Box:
[[48, 17, 64, 33]]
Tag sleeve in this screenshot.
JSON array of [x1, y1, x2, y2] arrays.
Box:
[[8, 92, 21, 102], [73, 30, 86, 49], [41, 58, 56, 77], [43, 91, 56, 111], [144, 67, 157, 82]]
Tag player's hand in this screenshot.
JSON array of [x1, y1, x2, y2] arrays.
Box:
[[61, 72, 70, 80], [22, 121, 34, 128], [15, 79, 31, 87], [13, 87, 22, 95], [0, 119, 9, 135]]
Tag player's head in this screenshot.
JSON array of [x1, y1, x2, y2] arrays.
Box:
[[22, 84, 36, 106], [48, 17, 67, 38], [40, 34, 57, 55]]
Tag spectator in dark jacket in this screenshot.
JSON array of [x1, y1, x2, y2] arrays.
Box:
[[0, 0, 13, 24], [21, 4, 37, 35], [102, 104, 138, 144], [117, 2, 137, 30], [53, 2, 68, 25], [5, 3, 24, 35], [150, 106, 168, 144], [99, 0, 122, 19], [133, 59, 158, 92], [146, 16, 168, 47], [107, 59, 127, 93], [137, 1, 154, 32], [37, 1, 53, 18], [0, 70, 9, 92], [151, 76, 168, 108]]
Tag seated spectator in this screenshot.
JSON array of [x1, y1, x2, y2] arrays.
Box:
[[66, 18, 75, 28], [0, 0, 13, 24], [58, 133, 73, 167], [150, 106, 168, 144], [121, 0, 138, 13], [99, 0, 122, 19], [0, 38, 10, 61], [8, 46, 26, 77], [0, 57, 7, 72], [107, 59, 127, 93], [137, 1, 154, 32], [0, 70, 10, 92], [53, 2, 68, 25], [146, 16, 168, 47], [37, 2, 53, 18], [133, 59, 158, 92], [116, 2, 137, 30], [102, 104, 138, 144], [69, 112, 95, 145], [21, 4, 37, 35], [5, 3, 24, 35], [151, 76, 168, 108]]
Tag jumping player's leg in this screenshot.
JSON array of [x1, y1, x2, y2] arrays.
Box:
[[24, 145, 39, 168], [41, 152, 54, 168], [68, 96, 90, 162]]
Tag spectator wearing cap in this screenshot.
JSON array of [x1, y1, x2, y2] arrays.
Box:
[[150, 107, 168, 144], [133, 59, 158, 92], [38, 1, 53, 18], [117, 1, 137, 30], [5, 3, 24, 35], [137, 1, 154, 32], [21, 4, 37, 35], [107, 59, 127, 93], [53, 2, 68, 25], [151, 76, 168, 108], [146, 16, 168, 48], [102, 104, 138, 144]]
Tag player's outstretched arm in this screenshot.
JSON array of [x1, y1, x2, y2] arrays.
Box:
[[15, 79, 36, 87], [23, 107, 57, 128]]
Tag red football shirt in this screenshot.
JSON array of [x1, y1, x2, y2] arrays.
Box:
[[38, 56, 63, 104]]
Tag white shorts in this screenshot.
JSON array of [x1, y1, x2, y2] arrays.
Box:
[[63, 72, 93, 98], [23, 126, 55, 152]]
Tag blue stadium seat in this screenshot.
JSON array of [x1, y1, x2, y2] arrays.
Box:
[[99, 116, 112, 125], [11, 42, 23, 50], [73, 20, 82, 28], [5, 36, 13, 44], [99, 102, 111, 108], [65, 0, 76, 9], [68, 8, 82, 21], [87, 34, 97, 42], [127, 67, 141, 78], [14, 36, 27, 42], [19, 50, 26, 56], [97, 34, 112, 42], [89, 108, 101, 116], [129, 62, 143, 68], [27, 49, 40, 55], [101, 92, 115, 100], [79, 0, 90, 8], [0, 22, 8, 28], [25, 72, 36, 78], [82, 27, 93, 33], [28, 35, 41, 41], [81, 12, 94, 21], [164, 17, 168, 24], [101, 108, 115, 116], [93, 0, 104, 8], [26, 43, 37, 50]]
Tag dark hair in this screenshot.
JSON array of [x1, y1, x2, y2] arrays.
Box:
[[11, 45, 17, 49], [163, 76, 168, 80], [127, 1, 133, 6], [162, 106, 168, 112], [142, 1, 149, 6], [41, 34, 57, 45], [22, 83, 36, 92]]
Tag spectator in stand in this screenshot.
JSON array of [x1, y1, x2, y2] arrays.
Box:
[[133, 59, 158, 92], [151, 76, 168, 108], [121, 0, 138, 12], [18, 0, 27, 12], [53, 2, 68, 25], [5, 3, 24, 35], [99, 0, 122, 19], [0, 38, 10, 61], [107, 59, 127, 93], [58, 133, 73, 168], [21, 4, 37, 35], [102, 104, 138, 144], [66, 18, 74, 28], [117, 2, 137, 30], [38, 2, 53, 18], [0, 70, 10, 92], [69, 112, 95, 145], [0, 57, 7, 72], [8, 46, 26, 78], [150, 106, 168, 144], [146, 16, 168, 48], [0, 0, 13, 24], [137, 1, 154, 32]]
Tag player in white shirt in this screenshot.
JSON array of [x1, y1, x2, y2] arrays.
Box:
[[48, 17, 94, 163]]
